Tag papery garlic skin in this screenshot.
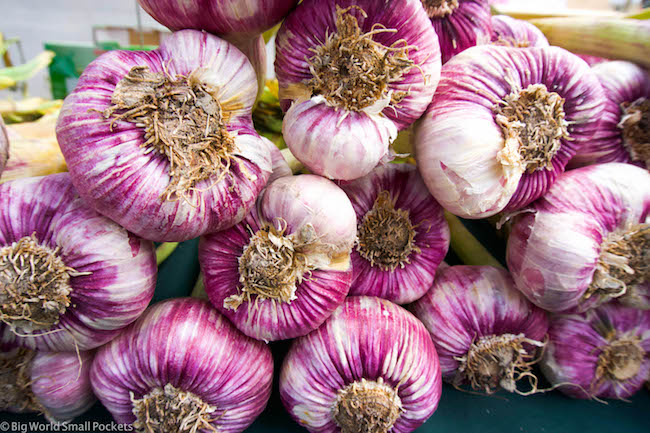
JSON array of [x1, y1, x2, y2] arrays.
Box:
[[541, 304, 650, 400], [422, 0, 492, 64], [571, 61, 650, 169], [491, 15, 549, 48], [415, 45, 605, 218], [339, 163, 449, 304], [411, 265, 548, 393], [276, 0, 441, 180], [31, 351, 96, 422], [56, 30, 271, 242], [280, 296, 442, 433], [507, 163, 650, 313], [282, 98, 398, 180], [0, 119, 8, 176], [264, 136, 292, 183], [575, 54, 607, 67], [199, 175, 357, 341], [137, 0, 299, 38], [0, 173, 156, 351], [91, 298, 273, 433], [0, 346, 96, 423]]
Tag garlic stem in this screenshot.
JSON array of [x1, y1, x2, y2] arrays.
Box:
[[280, 148, 303, 174], [156, 242, 179, 266], [530, 17, 650, 69], [444, 211, 503, 268]]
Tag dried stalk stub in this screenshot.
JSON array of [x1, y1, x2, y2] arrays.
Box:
[[411, 265, 549, 394], [280, 297, 442, 433], [103, 65, 238, 203], [56, 29, 272, 242], [200, 174, 357, 342], [276, 0, 441, 180], [541, 304, 650, 400], [0, 234, 78, 333]]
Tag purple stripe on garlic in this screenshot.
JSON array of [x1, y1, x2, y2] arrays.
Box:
[[570, 61, 650, 170], [199, 174, 357, 341], [0, 345, 96, 423], [422, 0, 492, 63], [415, 45, 606, 218], [0, 173, 156, 351], [411, 265, 548, 394], [56, 30, 272, 242], [90, 298, 273, 433], [541, 304, 650, 400], [490, 15, 549, 48], [275, 0, 441, 180], [280, 296, 442, 433], [339, 163, 449, 304], [507, 163, 650, 313], [137, 0, 299, 38]]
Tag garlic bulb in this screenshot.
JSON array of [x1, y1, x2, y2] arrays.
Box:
[[507, 163, 650, 313], [415, 45, 606, 218], [541, 304, 650, 400], [421, 0, 492, 63], [570, 61, 650, 170], [56, 30, 271, 242], [137, 0, 299, 38], [0, 345, 96, 423], [280, 296, 442, 433], [275, 0, 441, 180], [91, 298, 273, 433], [412, 265, 548, 394], [491, 15, 549, 48], [339, 163, 449, 304], [0, 173, 156, 351], [199, 174, 357, 341]]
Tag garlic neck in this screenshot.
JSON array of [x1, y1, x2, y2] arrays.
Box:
[[333, 378, 402, 433], [0, 234, 81, 332], [357, 190, 420, 270], [131, 384, 219, 433]]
